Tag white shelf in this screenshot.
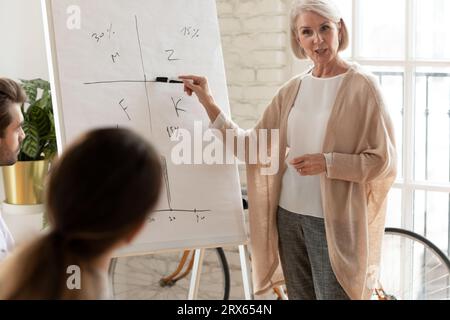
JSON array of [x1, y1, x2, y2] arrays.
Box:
[[2, 202, 45, 215]]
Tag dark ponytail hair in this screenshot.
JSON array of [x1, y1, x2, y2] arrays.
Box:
[[2, 128, 162, 299]]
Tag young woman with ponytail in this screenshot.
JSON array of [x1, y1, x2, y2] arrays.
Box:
[[0, 128, 162, 299]]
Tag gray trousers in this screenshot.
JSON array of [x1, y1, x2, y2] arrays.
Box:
[[277, 206, 349, 300]]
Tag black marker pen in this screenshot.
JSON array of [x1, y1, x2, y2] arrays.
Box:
[[155, 77, 183, 84]]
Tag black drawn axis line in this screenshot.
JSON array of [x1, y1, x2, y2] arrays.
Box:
[[155, 209, 212, 213], [158, 156, 211, 215], [84, 80, 158, 85], [135, 15, 153, 134], [161, 156, 172, 210]]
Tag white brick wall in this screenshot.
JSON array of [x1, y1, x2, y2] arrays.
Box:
[[217, 0, 299, 186], [217, 0, 294, 131]]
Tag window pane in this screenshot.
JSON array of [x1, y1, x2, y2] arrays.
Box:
[[365, 66, 404, 179], [333, 0, 352, 58], [414, 190, 450, 255], [358, 0, 405, 59], [415, 0, 450, 60], [386, 188, 402, 228], [414, 68, 450, 183]]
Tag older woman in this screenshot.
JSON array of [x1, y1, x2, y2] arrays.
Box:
[[180, 0, 396, 300]]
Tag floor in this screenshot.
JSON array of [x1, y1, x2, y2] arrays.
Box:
[[110, 203, 280, 300], [109, 246, 280, 300], [110, 226, 450, 300]]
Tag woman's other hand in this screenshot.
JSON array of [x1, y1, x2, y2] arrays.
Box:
[[290, 154, 326, 176]]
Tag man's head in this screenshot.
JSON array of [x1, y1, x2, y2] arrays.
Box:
[[0, 78, 26, 166]]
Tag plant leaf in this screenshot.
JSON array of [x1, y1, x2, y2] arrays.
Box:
[[41, 137, 57, 160], [28, 79, 51, 91], [27, 103, 51, 137], [18, 79, 58, 160], [21, 123, 40, 159], [37, 90, 51, 109], [20, 79, 37, 105]]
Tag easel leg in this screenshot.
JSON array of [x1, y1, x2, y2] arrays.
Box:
[[273, 286, 288, 300], [188, 248, 205, 300], [239, 244, 254, 300]]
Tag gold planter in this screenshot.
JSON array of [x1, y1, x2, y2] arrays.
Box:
[[2, 160, 50, 205]]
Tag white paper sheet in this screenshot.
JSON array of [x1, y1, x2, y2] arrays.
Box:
[[44, 0, 247, 255]]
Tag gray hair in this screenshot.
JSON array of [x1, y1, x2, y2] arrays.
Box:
[[290, 0, 349, 59]]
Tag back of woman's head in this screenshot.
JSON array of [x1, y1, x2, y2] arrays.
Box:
[[0, 128, 162, 299], [47, 128, 162, 255]]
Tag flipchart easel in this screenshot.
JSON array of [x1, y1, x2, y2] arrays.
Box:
[[41, 0, 255, 299]]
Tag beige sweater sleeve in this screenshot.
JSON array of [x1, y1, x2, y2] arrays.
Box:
[[207, 79, 294, 165], [326, 81, 397, 183]]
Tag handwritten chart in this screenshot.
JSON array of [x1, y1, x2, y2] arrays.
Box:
[[43, 0, 247, 255]]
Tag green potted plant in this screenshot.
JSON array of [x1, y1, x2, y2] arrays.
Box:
[[2, 79, 57, 205]]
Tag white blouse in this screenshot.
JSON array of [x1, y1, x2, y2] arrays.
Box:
[[279, 72, 346, 218]]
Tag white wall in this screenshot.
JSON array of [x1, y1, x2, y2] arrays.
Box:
[[218, 0, 306, 129], [0, 0, 49, 200], [0, 0, 49, 80], [217, 0, 310, 186], [0, 0, 49, 243]]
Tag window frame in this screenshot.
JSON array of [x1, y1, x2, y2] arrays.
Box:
[[351, 0, 450, 253]]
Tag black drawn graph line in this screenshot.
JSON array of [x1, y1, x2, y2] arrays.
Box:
[[135, 15, 153, 134], [156, 156, 211, 215], [161, 156, 172, 209], [83, 79, 185, 85], [155, 209, 212, 213], [84, 79, 159, 85]]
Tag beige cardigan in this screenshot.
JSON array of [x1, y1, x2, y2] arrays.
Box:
[[214, 63, 397, 300]]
